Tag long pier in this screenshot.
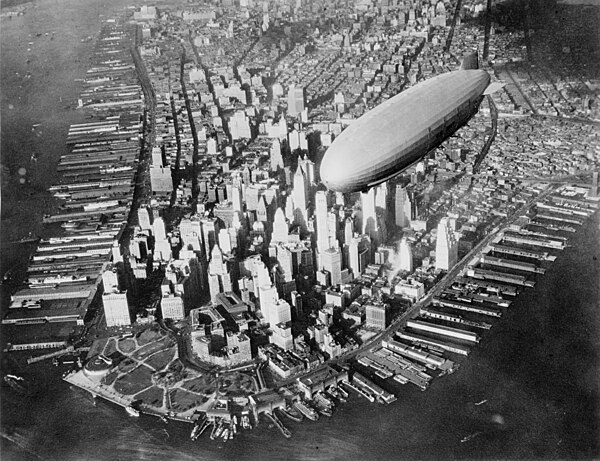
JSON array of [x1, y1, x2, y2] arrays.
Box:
[[432, 297, 502, 317], [480, 255, 546, 274]]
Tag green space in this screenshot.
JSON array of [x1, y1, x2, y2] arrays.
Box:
[[136, 328, 164, 346], [113, 364, 153, 395], [168, 388, 207, 412], [220, 373, 255, 396], [132, 336, 174, 361], [134, 386, 164, 407], [117, 358, 137, 373], [145, 349, 176, 371], [103, 338, 118, 356], [101, 370, 119, 386], [118, 338, 136, 354], [180, 375, 216, 395]]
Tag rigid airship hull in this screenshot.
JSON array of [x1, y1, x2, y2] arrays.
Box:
[[319, 70, 491, 193]]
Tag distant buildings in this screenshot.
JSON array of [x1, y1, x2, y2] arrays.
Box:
[[287, 84, 305, 117]]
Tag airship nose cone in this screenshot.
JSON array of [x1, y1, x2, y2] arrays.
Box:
[[319, 151, 345, 191]]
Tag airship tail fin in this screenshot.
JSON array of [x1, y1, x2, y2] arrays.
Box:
[[460, 52, 479, 70]]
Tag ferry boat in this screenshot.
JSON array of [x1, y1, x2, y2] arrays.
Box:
[[294, 401, 319, 421], [125, 406, 140, 417]]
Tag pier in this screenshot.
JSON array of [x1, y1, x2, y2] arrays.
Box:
[[432, 296, 502, 317], [480, 255, 546, 274]]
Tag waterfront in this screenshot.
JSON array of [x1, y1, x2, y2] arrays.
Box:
[[2, 209, 598, 460], [2, 1, 599, 460]]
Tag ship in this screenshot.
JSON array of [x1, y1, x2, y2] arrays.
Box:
[[312, 400, 333, 417], [125, 406, 140, 417], [279, 405, 303, 422], [293, 400, 319, 421]]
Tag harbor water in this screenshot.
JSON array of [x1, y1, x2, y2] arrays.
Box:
[[1, 0, 599, 459]]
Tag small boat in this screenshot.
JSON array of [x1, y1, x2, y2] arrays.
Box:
[[3, 374, 34, 395], [125, 406, 140, 417], [461, 431, 482, 443], [474, 399, 488, 406]]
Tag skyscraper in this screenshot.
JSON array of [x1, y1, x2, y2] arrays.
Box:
[[435, 217, 458, 271], [102, 291, 131, 327], [398, 237, 413, 273], [395, 185, 412, 228], [361, 188, 377, 237], [271, 208, 289, 244], [321, 247, 342, 286], [315, 190, 329, 253], [270, 138, 284, 171], [293, 166, 307, 228], [365, 302, 387, 330]]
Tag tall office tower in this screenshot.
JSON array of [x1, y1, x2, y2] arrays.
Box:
[[209, 244, 226, 276], [161, 294, 185, 320], [365, 302, 387, 330], [361, 188, 377, 236], [137, 206, 152, 231], [201, 217, 219, 258], [343, 218, 353, 246], [395, 185, 412, 228], [327, 211, 339, 249], [299, 156, 315, 186], [270, 138, 284, 171], [275, 245, 294, 283], [102, 291, 131, 327], [376, 183, 387, 209], [321, 247, 343, 286], [435, 217, 458, 271], [231, 185, 243, 213], [153, 216, 167, 241], [258, 283, 278, 306], [271, 323, 293, 350], [292, 166, 307, 228], [290, 291, 303, 318], [218, 228, 233, 254], [287, 84, 305, 116], [271, 208, 289, 244], [315, 190, 329, 252], [264, 299, 292, 329], [348, 235, 371, 278], [398, 237, 413, 273], [180, 217, 203, 251]]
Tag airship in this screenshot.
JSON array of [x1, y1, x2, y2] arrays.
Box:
[[320, 59, 501, 193]]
